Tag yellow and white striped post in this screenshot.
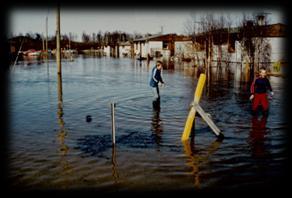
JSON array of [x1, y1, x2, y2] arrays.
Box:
[[181, 74, 206, 141]]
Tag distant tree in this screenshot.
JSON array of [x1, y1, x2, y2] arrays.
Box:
[[96, 31, 103, 46], [92, 33, 96, 43], [111, 31, 120, 45], [25, 32, 34, 39], [104, 31, 110, 46], [82, 31, 90, 43], [34, 33, 42, 41], [238, 13, 271, 80], [133, 32, 143, 39], [62, 34, 69, 41]]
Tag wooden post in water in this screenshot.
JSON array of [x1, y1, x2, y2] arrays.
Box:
[[139, 42, 142, 60], [56, 5, 61, 76], [69, 33, 73, 61], [42, 34, 45, 53], [112, 143, 119, 181], [181, 73, 223, 141], [111, 102, 116, 144], [57, 73, 63, 105], [13, 38, 24, 67], [181, 74, 206, 141], [193, 103, 222, 137]]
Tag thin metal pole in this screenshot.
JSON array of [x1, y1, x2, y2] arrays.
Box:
[[42, 34, 45, 52], [46, 15, 48, 59], [111, 102, 116, 144], [13, 38, 24, 67], [56, 4, 61, 76]]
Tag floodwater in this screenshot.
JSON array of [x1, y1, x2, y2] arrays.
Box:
[[7, 56, 288, 192]]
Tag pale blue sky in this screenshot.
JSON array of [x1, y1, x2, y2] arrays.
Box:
[[8, 7, 285, 41]]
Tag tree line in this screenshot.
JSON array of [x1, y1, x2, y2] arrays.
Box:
[[9, 30, 146, 54]]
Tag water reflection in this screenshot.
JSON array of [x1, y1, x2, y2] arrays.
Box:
[[151, 98, 163, 148], [204, 66, 233, 100], [249, 115, 268, 158], [57, 75, 68, 155], [57, 75, 71, 186], [9, 56, 286, 190], [111, 144, 119, 183], [182, 138, 223, 189], [23, 56, 44, 66]]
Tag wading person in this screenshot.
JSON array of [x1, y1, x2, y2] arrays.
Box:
[[150, 60, 165, 108], [249, 67, 274, 115]]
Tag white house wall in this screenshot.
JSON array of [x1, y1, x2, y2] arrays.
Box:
[[143, 43, 149, 57], [133, 36, 285, 63], [210, 37, 286, 64], [235, 41, 243, 63], [103, 46, 110, 56], [119, 45, 131, 57], [174, 41, 193, 57], [134, 42, 149, 58], [236, 38, 285, 63], [268, 37, 286, 62], [149, 41, 162, 57]]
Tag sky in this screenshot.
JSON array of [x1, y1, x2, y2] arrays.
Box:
[[8, 7, 285, 41]]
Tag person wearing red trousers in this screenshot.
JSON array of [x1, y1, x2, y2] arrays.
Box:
[[249, 68, 274, 115]]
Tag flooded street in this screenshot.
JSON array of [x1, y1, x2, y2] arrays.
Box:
[[8, 56, 288, 192]]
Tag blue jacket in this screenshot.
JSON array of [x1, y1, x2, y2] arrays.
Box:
[[149, 66, 164, 87]]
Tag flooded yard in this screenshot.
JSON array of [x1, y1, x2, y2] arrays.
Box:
[[7, 56, 288, 192]]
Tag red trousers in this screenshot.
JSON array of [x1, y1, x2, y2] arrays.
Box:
[[252, 93, 269, 112]]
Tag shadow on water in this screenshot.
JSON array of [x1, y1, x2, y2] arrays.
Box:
[[76, 98, 170, 157], [76, 129, 168, 157], [75, 135, 112, 158]]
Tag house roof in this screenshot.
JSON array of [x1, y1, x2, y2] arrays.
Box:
[[133, 34, 192, 42], [193, 23, 286, 40], [133, 34, 165, 42], [118, 41, 131, 46]]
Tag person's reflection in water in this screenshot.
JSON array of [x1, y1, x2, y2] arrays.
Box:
[[151, 98, 163, 148], [249, 114, 268, 158]]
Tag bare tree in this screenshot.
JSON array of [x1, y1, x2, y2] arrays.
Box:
[[82, 31, 90, 43], [239, 13, 256, 81], [92, 33, 96, 43], [239, 12, 272, 81]]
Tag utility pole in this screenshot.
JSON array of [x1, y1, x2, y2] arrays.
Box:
[[46, 15, 48, 58], [56, 4, 61, 76], [69, 32, 73, 61], [42, 34, 45, 52]]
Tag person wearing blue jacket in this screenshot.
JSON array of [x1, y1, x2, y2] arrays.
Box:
[[150, 60, 165, 101]]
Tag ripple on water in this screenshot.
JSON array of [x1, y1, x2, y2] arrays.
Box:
[[9, 58, 287, 190]]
